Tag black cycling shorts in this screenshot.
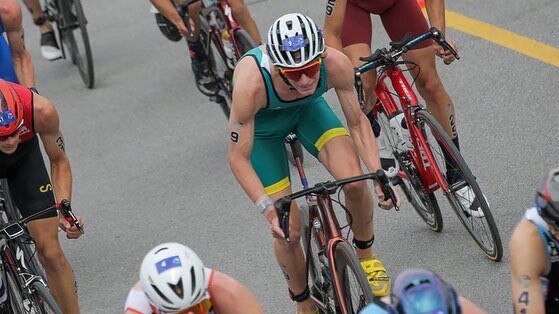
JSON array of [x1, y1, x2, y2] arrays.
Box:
[[0, 135, 56, 220]]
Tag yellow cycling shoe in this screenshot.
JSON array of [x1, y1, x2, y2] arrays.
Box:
[[359, 255, 391, 297]]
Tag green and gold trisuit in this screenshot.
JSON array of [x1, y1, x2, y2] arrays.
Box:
[[242, 47, 350, 195]]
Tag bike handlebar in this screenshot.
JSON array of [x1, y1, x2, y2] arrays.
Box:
[[355, 27, 460, 76], [273, 169, 398, 242]]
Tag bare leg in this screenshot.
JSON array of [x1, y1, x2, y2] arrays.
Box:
[[269, 188, 316, 313], [28, 217, 80, 314], [403, 47, 458, 139]]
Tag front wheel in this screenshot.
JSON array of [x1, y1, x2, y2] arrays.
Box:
[[332, 241, 374, 314], [301, 205, 335, 314], [232, 28, 257, 58], [29, 281, 63, 314], [415, 109, 503, 261], [60, 0, 94, 88], [5, 266, 26, 314], [376, 110, 443, 232]]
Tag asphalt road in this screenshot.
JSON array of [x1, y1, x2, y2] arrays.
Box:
[[20, 0, 559, 312]]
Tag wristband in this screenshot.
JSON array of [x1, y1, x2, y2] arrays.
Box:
[[255, 196, 273, 214]]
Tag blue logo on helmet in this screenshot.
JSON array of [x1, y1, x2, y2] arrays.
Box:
[[0, 110, 16, 127], [282, 34, 306, 52], [155, 255, 182, 274]]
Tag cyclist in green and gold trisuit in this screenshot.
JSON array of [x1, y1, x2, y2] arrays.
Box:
[[228, 13, 400, 314]]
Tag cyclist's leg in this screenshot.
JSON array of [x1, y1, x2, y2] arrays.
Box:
[[175, 0, 217, 94], [21, 0, 62, 60], [340, 0, 377, 114], [250, 135, 316, 312], [226, 0, 261, 43], [296, 98, 373, 258], [297, 97, 391, 296], [381, 0, 462, 182], [9, 137, 79, 313]]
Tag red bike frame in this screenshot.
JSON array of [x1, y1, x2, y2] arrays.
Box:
[[372, 66, 448, 194], [203, 0, 246, 60]]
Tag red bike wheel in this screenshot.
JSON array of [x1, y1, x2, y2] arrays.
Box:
[[415, 109, 503, 261]]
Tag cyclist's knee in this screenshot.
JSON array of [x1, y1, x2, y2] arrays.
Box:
[[276, 231, 302, 249], [0, 0, 19, 23], [415, 73, 445, 100], [342, 180, 368, 198], [37, 242, 68, 272]]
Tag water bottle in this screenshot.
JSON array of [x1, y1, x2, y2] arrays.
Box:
[[221, 30, 236, 69], [389, 112, 413, 151]]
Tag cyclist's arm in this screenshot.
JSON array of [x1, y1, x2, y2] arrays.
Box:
[[150, 0, 185, 31], [326, 48, 381, 173], [0, 0, 34, 87], [210, 271, 264, 314], [124, 282, 152, 314], [34, 94, 72, 202], [228, 56, 267, 203], [509, 220, 547, 314], [323, 0, 347, 52], [424, 0, 446, 35]]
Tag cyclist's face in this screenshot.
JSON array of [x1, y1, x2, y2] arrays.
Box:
[[0, 126, 23, 154], [279, 57, 321, 96]]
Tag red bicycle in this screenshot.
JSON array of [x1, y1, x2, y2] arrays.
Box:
[[355, 28, 503, 261], [179, 0, 256, 117]]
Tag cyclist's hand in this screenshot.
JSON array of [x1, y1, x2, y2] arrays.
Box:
[[433, 40, 458, 65], [58, 215, 85, 239], [264, 207, 286, 239], [373, 181, 401, 210], [175, 20, 189, 38]]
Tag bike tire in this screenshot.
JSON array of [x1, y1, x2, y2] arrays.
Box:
[[376, 110, 443, 231], [232, 28, 256, 58], [30, 281, 62, 314], [4, 264, 26, 314], [60, 0, 95, 88], [415, 109, 503, 261], [300, 205, 335, 314], [332, 241, 375, 314], [198, 19, 233, 118]]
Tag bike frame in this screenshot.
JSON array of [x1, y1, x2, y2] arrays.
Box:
[[290, 141, 362, 314], [200, 0, 245, 62], [372, 66, 449, 194]]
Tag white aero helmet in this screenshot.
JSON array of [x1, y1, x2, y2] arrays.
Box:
[[266, 13, 325, 68], [140, 243, 207, 312]]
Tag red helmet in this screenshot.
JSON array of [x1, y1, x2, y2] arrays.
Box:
[[0, 81, 24, 137]]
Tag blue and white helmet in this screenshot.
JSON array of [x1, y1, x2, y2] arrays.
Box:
[[140, 243, 207, 312], [266, 13, 325, 68]]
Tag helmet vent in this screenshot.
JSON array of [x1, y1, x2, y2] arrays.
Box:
[[151, 284, 172, 304], [168, 278, 184, 298]]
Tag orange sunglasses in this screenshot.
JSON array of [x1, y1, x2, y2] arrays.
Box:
[[279, 58, 322, 81]]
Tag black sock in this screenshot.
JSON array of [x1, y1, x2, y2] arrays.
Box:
[[439, 136, 463, 184], [187, 39, 207, 64]]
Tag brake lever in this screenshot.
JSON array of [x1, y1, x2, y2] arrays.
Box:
[[274, 198, 291, 242], [57, 199, 84, 234], [429, 27, 460, 60], [375, 169, 399, 211]]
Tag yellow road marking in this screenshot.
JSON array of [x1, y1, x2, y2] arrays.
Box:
[[445, 10, 559, 68]]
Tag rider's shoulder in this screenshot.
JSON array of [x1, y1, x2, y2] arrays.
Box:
[[33, 94, 59, 133], [323, 47, 354, 84]]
